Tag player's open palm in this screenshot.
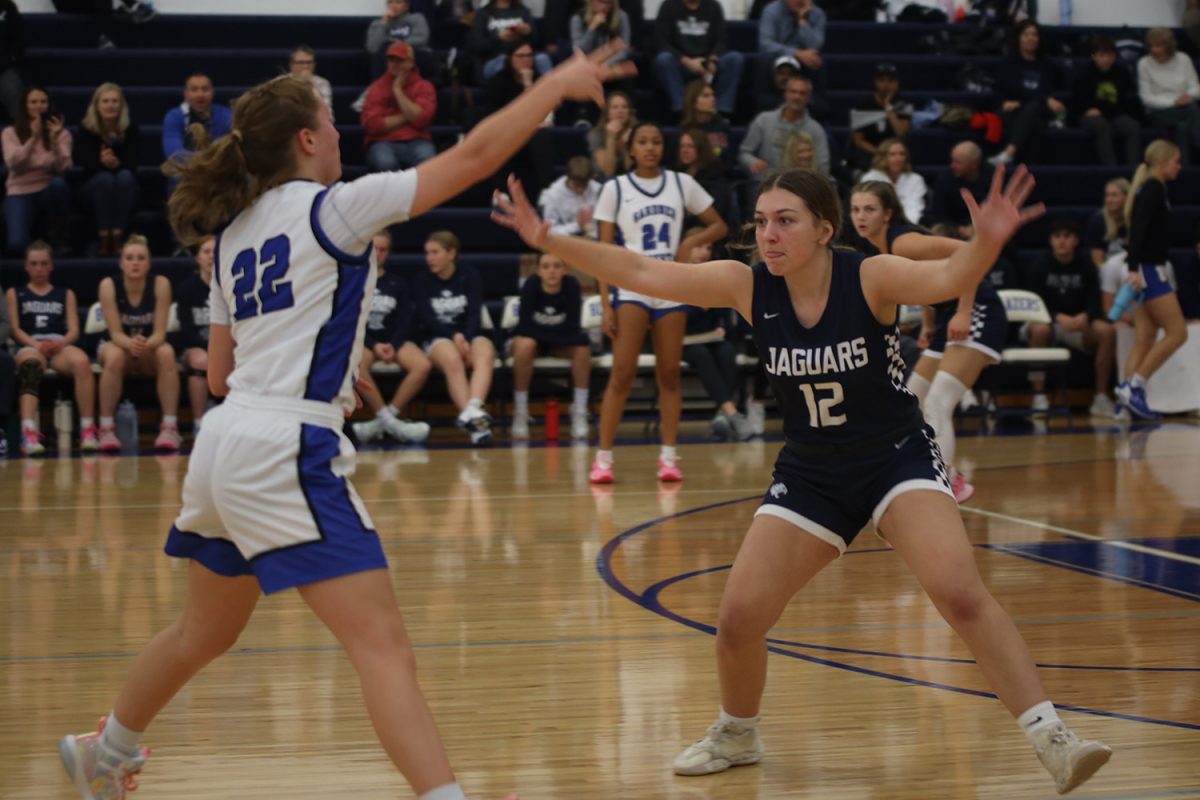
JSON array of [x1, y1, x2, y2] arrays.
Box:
[[962, 164, 1044, 250], [492, 175, 550, 250]]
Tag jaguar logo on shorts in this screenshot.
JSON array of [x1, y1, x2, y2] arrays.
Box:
[[769, 482, 788, 499]]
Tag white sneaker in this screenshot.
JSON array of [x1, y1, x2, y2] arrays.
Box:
[[352, 419, 383, 443], [673, 719, 764, 776], [1089, 394, 1115, 419], [729, 412, 754, 441], [710, 412, 732, 440], [382, 416, 430, 443], [570, 409, 589, 440], [511, 411, 531, 440], [1031, 393, 1050, 416], [60, 716, 149, 800], [1032, 723, 1112, 794], [959, 388, 979, 412]]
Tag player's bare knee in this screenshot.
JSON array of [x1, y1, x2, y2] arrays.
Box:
[[930, 582, 988, 628], [656, 368, 681, 394], [716, 600, 770, 645], [156, 344, 176, 365]]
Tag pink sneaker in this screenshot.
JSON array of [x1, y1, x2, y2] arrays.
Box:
[[657, 456, 683, 482], [80, 424, 100, 452], [98, 425, 122, 453], [60, 715, 149, 800], [20, 428, 45, 457], [950, 473, 975, 504], [154, 423, 182, 451], [589, 456, 614, 484]]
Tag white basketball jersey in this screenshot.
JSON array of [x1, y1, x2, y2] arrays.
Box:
[[212, 180, 386, 414], [593, 169, 714, 260]]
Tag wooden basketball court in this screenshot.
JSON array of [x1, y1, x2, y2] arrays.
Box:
[[2, 420, 1198, 799]]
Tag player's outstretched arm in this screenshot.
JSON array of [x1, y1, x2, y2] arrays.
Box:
[[492, 174, 753, 318], [410, 43, 633, 219]]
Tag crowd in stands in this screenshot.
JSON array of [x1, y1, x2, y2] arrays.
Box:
[[3, 0, 1200, 457]]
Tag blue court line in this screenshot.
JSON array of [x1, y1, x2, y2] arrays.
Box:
[[595, 495, 1200, 732], [982, 545, 1200, 603], [1074, 791, 1200, 800]]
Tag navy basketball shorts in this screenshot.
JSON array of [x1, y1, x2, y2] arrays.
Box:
[[1137, 262, 1175, 301], [925, 294, 1008, 363], [755, 425, 954, 554], [166, 392, 387, 594]]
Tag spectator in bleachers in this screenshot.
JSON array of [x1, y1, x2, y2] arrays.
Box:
[[1021, 218, 1117, 418], [570, 0, 632, 62], [366, 0, 431, 79], [75, 82, 139, 257], [678, 126, 735, 223], [681, 80, 734, 170], [756, 0, 825, 112], [1138, 28, 1200, 165], [2, 86, 71, 257], [538, 155, 602, 237], [470, 0, 551, 81], [288, 45, 334, 123], [779, 129, 816, 169], [1119, 139, 1189, 419], [5, 241, 97, 455], [756, 55, 794, 112], [415, 231, 496, 445], [928, 141, 993, 235], [860, 137, 926, 224], [848, 63, 912, 174], [589, 90, 635, 177], [161, 73, 232, 171], [95, 235, 180, 452], [0, 0, 24, 125], [989, 20, 1067, 167], [739, 75, 829, 176], [679, 232, 752, 440], [1073, 35, 1141, 167], [362, 41, 437, 173], [352, 230, 433, 445], [510, 251, 592, 440], [484, 39, 555, 193], [174, 235, 213, 436], [654, 0, 744, 117], [0, 293, 12, 458], [1084, 177, 1129, 268]]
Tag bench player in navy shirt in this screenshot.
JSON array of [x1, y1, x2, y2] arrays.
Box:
[[494, 165, 1112, 795], [174, 235, 215, 435], [848, 180, 1008, 504], [510, 251, 592, 440]]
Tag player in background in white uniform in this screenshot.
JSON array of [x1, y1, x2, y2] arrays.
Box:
[[59, 43, 629, 800], [590, 121, 726, 484]]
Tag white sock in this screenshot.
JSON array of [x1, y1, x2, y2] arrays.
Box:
[[418, 783, 467, 800], [925, 372, 967, 470], [467, 397, 483, 410], [719, 707, 759, 729], [21, 419, 36, 433], [660, 445, 677, 463], [100, 712, 142, 756], [80, 416, 95, 429], [100, 416, 114, 428], [573, 387, 588, 413], [1131, 373, 1146, 389], [595, 449, 613, 468], [1018, 700, 1061, 743], [376, 407, 393, 421], [386, 404, 400, 417], [163, 415, 178, 428], [514, 391, 529, 414], [906, 372, 932, 406]]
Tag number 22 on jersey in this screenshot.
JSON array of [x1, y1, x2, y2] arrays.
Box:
[[799, 382, 846, 428], [231, 234, 294, 321]]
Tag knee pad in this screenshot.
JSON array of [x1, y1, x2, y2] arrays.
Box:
[[17, 359, 44, 397], [925, 372, 968, 428]]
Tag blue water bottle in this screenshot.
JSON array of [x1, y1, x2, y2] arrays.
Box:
[[1108, 282, 1140, 321]]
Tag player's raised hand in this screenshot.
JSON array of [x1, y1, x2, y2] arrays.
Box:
[[545, 40, 636, 108], [961, 163, 1044, 250], [492, 175, 550, 250]]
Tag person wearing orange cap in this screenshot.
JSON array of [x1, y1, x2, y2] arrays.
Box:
[[361, 40, 437, 172]]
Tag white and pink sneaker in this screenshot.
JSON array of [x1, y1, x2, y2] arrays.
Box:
[[589, 456, 614, 484], [950, 473, 975, 504], [657, 456, 683, 482]]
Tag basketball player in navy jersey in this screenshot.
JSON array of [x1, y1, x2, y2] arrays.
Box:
[[493, 165, 1112, 795], [60, 44, 629, 800], [6, 241, 98, 455], [174, 235, 215, 436], [848, 180, 1008, 505]]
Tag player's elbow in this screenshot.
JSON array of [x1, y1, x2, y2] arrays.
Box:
[[207, 373, 230, 397]]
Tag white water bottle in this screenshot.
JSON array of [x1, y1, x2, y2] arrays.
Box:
[[54, 399, 73, 434]]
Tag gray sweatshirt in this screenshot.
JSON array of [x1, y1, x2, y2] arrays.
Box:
[[366, 13, 431, 52], [738, 106, 830, 175]]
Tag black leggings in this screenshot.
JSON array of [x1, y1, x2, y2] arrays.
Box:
[[0, 349, 15, 425], [683, 340, 738, 409]]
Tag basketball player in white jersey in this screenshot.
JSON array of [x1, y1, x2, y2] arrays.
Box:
[[59, 43, 629, 800], [590, 121, 726, 484]]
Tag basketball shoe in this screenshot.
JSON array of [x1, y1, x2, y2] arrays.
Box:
[[1032, 723, 1112, 794], [382, 416, 430, 443], [60, 716, 150, 799], [352, 419, 383, 443], [656, 455, 682, 482], [674, 718, 763, 776]]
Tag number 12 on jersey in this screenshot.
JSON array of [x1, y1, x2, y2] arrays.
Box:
[[231, 234, 295, 321], [798, 381, 846, 428]]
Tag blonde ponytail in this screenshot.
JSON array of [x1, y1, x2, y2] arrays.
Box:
[[1126, 139, 1179, 227]]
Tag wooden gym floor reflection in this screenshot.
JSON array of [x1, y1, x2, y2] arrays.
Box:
[[2, 423, 1198, 799]]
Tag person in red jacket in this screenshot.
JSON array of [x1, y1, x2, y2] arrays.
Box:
[[361, 40, 437, 172]]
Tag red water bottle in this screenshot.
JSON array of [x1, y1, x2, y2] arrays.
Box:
[[544, 398, 559, 441]]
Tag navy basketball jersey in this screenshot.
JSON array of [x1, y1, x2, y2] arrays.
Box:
[[16, 285, 68, 339], [750, 250, 921, 446], [113, 277, 156, 338], [849, 222, 924, 257]]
